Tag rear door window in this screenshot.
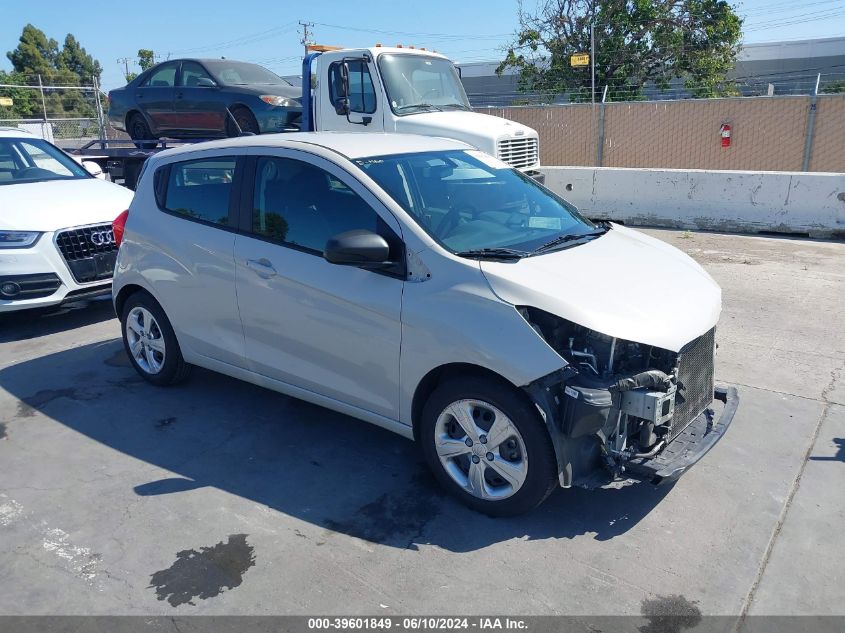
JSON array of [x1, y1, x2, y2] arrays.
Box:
[[162, 157, 237, 226]]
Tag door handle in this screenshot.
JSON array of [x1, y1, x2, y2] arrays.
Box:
[[245, 258, 277, 278], [176, 91, 184, 99]]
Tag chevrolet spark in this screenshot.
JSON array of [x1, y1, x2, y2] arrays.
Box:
[[112, 132, 737, 516]]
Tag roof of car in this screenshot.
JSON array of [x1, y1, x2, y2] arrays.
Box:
[[154, 132, 474, 161], [0, 127, 35, 138]]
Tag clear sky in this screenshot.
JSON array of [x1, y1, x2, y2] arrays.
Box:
[[2, 0, 845, 90]]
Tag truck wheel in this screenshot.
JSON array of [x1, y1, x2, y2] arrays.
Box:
[[227, 107, 260, 136], [419, 376, 558, 516], [128, 113, 157, 149], [120, 292, 191, 386]]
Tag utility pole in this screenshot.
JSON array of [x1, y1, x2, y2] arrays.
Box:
[[590, 22, 596, 105], [299, 21, 314, 56], [117, 57, 131, 81]]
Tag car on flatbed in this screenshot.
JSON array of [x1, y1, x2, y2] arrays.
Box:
[[0, 128, 133, 312], [108, 58, 302, 142], [111, 132, 737, 515]]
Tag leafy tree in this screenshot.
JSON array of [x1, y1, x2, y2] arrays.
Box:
[[57, 34, 102, 83], [6, 24, 59, 77], [821, 80, 845, 94], [138, 49, 156, 72], [497, 0, 743, 102]]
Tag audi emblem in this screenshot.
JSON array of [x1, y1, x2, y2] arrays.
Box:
[[89, 230, 115, 246]]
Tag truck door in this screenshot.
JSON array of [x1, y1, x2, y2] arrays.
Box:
[[319, 58, 384, 133], [134, 61, 178, 135], [174, 61, 226, 135]]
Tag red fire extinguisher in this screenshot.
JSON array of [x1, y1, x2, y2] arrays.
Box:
[[720, 122, 732, 148]]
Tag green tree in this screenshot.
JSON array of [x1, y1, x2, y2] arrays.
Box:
[[6, 24, 59, 77], [821, 80, 845, 94], [138, 49, 156, 72], [497, 0, 743, 102], [57, 34, 102, 83]]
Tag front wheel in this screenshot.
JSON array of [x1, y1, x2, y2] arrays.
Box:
[[420, 376, 558, 516], [226, 107, 260, 136], [121, 292, 191, 386]]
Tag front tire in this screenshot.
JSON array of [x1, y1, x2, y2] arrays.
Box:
[[121, 292, 191, 386], [226, 106, 260, 136], [420, 376, 558, 516]]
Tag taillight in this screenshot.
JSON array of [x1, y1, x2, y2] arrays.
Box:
[[113, 210, 129, 246]]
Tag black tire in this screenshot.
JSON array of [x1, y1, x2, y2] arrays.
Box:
[[127, 113, 157, 149], [226, 106, 260, 136], [419, 375, 558, 517], [120, 291, 191, 386]]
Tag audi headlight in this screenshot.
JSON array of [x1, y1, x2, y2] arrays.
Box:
[[0, 231, 41, 249], [259, 95, 298, 107]]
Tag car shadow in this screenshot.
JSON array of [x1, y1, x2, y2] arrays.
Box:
[[0, 339, 672, 552], [0, 296, 115, 343]]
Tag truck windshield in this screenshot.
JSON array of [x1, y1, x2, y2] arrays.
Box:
[[377, 54, 471, 114], [0, 137, 89, 186], [355, 150, 596, 255]]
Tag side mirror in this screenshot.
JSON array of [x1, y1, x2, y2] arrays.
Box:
[[82, 160, 104, 178], [334, 97, 350, 116], [196, 77, 217, 87], [324, 230, 391, 267]]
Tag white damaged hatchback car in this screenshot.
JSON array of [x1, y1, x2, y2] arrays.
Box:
[[112, 132, 738, 516], [0, 128, 134, 312]]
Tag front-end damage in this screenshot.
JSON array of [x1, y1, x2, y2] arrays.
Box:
[[520, 307, 738, 488]]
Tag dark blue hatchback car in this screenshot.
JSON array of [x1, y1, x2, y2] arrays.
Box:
[[108, 58, 302, 142]]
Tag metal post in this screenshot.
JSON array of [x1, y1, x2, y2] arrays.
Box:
[[801, 73, 821, 172], [37, 74, 48, 121], [93, 75, 107, 146], [590, 22, 596, 105], [597, 85, 608, 167]]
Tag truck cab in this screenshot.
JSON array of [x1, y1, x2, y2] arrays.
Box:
[[304, 47, 542, 179]]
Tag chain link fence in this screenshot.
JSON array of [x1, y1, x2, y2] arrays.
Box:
[[0, 74, 110, 147], [481, 92, 845, 173]]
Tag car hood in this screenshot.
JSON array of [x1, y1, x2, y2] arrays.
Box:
[[479, 224, 721, 352], [394, 110, 536, 156], [225, 84, 301, 100], [2, 178, 135, 232]]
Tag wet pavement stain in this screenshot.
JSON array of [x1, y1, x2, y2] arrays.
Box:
[[17, 388, 95, 418], [322, 469, 442, 547], [149, 534, 255, 607], [639, 594, 702, 633]]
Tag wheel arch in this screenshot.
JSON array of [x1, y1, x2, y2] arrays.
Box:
[[114, 283, 155, 320]]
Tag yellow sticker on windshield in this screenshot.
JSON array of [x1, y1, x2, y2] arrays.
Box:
[[465, 150, 510, 170], [529, 217, 562, 230]]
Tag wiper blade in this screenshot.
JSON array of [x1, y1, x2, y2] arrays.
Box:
[[441, 103, 470, 110], [395, 103, 442, 112], [455, 247, 528, 260], [532, 227, 608, 254]]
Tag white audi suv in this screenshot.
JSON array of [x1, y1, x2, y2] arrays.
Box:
[[0, 128, 134, 312]]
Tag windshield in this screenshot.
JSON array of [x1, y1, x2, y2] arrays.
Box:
[[0, 137, 89, 186], [205, 60, 291, 86], [356, 150, 596, 254], [377, 54, 471, 114]]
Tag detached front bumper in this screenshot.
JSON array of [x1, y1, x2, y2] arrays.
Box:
[[624, 385, 739, 484]]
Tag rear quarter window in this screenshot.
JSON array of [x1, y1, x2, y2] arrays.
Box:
[[160, 157, 236, 226]]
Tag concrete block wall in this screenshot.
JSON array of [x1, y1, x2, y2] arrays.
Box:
[[542, 166, 845, 238]]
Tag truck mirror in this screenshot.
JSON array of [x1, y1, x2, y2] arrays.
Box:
[[335, 97, 350, 116]]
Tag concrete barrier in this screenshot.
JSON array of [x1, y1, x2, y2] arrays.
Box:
[[541, 166, 845, 238]]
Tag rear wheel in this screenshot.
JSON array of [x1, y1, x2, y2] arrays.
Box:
[[226, 106, 260, 136], [127, 113, 157, 149], [420, 376, 558, 516], [121, 292, 191, 386]]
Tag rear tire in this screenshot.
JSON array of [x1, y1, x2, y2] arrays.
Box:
[[127, 113, 157, 150], [120, 291, 191, 386], [226, 106, 260, 136], [419, 375, 558, 516]]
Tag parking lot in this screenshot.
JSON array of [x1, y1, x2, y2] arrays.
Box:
[[0, 227, 842, 616]]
